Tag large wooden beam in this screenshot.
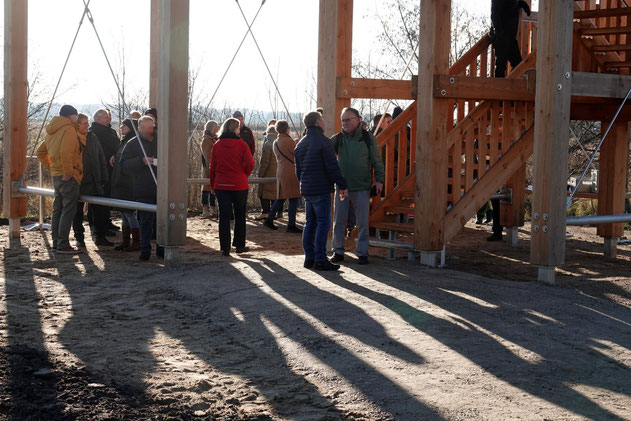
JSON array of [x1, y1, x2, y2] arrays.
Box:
[[336, 77, 416, 100], [597, 120, 629, 249], [415, 0, 451, 265], [317, 0, 337, 134], [433, 75, 535, 101], [572, 72, 631, 98], [156, 0, 189, 265], [149, 0, 159, 108], [334, 0, 353, 133], [3, 0, 28, 248], [530, 0, 574, 284]]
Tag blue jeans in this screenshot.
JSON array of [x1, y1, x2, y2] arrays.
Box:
[[267, 197, 300, 227], [137, 210, 155, 253], [121, 211, 139, 229], [332, 190, 370, 257], [303, 194, 331, 262]]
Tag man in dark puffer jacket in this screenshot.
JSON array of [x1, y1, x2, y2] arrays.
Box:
[[294, 111, 348, 272]]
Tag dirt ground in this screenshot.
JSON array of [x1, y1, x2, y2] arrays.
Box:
[[1, 213, 631, 420]]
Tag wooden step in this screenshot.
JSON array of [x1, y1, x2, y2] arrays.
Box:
[[384, 205, 414, 215], [575, 7, 631, 20], [604, 61, 631, 69], [399, 191, 415, 201], [593, 44, 631, 52], [371, 221, 415, 233], [368, 238, 413, 250], [580, 26, 631, 36]]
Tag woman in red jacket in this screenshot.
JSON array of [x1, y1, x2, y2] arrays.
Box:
[[209, 118, 255, 256]]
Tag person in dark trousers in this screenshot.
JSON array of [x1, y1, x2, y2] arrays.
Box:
[[232, 110, 256, 156], [491, 0, 531, 77], [72, 113, 113, 248], [295, 111, 348, 271], [110, 118, 141, 251], [201, 120, 219, 218], [91, 108, 121, 233], [120, 116, 162, 261], [209, 117, 255, 256]]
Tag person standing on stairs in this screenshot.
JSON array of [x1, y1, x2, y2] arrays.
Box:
[[490, 0, 531, 78], [330, 107, 385, 265]]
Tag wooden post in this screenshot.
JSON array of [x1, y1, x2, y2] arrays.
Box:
[[3, 0, 28, 248], [530, 0, 574, 283], [317, 0, 337, 135], [415, 0, 451, 266], [334, 0, 353, 133], [149, 0, 159, 108], [597, 120, 629, 258], [156, 0, 189, 266]]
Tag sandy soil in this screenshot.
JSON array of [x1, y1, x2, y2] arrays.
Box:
[[1, 213, 631, 420]]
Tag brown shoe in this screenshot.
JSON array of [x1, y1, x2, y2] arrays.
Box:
[[57, 246, 82, 254], [114, 225, 131, 251], [125, 228, 141, 252]]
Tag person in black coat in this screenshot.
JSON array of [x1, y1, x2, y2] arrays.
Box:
[[120, 116, 162, 261], [491, 0, 531, 77], [110, 118, 141, 251], [72, 113, 112, 248]]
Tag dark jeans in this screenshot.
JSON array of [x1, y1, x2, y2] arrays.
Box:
[[201, 191, 216, 207], [260, 198, 271, 214], [303, 194, 331, 262], [51, 176, 80, 249], [267, 198, 300, 227], [137, 210, 155, 253], [493, 34, 522, 78], [73, 202, 108, 241], [216, 189, 248, 252]]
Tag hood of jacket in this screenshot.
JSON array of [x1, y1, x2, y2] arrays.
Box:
[[46, 116, 78, 136]]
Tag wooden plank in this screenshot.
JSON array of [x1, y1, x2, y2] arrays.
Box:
[[334, 0, 353, 134], [592, 43, 631, 52], [317, 0, 337, 134], [415, 0, 451, 252], [336, 77, 414, 100], [449, 34, 492, 76], [464, 127, 475, 192], [581, 25, 631, 35], [156, 0, 190, 256], [385, 139, 395, 194], [574, 6, 631, 19], [597, 120, 629, 237], [444, 126, 535, 243], [490, 101, 500, 166], [397, 127, 407, 185], [375, 102, 417, 146], [530, 0, 574, 270], [2, 0, 28, 225], [572, 72, 631, 98], [149, 0, 159, 108], [500, 163, 527, 227], [433, 75, 535, 101], [452, 135, 463, 203]]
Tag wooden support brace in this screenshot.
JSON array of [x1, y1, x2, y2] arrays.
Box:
[[336, 77, 417, 100], [149, 0, 159, 108], [317, 0, 337, 135], [334, 0, 353, 134], [433, 75, 535, 101]]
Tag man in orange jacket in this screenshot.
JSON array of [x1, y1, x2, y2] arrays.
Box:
[[37, 105, 83, 254]]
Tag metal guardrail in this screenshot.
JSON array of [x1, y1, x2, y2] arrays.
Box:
[[566, 214, 631, 226]]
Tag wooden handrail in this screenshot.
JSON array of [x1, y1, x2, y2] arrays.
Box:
[[449, 34, 492, 76], [375, 101, 417, 147]]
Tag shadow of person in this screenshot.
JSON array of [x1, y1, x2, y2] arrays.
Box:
[[360, 266, 631, 420]]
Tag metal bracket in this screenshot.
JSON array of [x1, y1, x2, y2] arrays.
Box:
[[499, 186, 513, 205], [11, 173, 27, 197]]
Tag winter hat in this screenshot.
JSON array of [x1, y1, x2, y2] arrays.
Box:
[[121, 118, 137, 132], [232, 110, 244, 119], [59, 105, 78, 118], [144, 108, 157, 120], [266, 125, 278, 135], [392, 106, 404, 120]]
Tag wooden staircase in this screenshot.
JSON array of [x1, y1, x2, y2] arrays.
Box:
[[367, 1, 631, 257]]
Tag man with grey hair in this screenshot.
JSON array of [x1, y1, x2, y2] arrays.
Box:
[[330, 107, 385, 265], [294, 111, 348, 271]]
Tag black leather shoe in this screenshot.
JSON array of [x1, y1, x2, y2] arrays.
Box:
[[286, 226, 303, 233], [304, 258, 314, 269], [139, 251, 151, 261], [330, 253, 344, 263], [95, 237, 115, 246], [314, 260, 340, 271], [76, 240, 86, 248], [263, 220, 278, 230], [221, 250, 230, 257], [487, 233, 503, 241], [235, 246, 250, 254], [358, 256, 369, 265]]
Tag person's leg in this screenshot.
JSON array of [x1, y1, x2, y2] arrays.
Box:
[[477, 201, 490, 223], [287, 198, 299, 228], [216, 190, 232, 253], [493, 37, 508, 78], [51, 176, 64, 248], [72, 201, 85, 244], [92, 204, 107, 237], [260, 198, 270, 214], [302, 198, 316, 262], [202, 191, 210, 217], [507, 37, 523, 71], [267, 199, 283, 222], [314, 194, 332, 262], [115, 211, 131, 251], [57, 179, 80, 250], [232, 190, 248, 249], [331, 190, 350, 257], [125, 211, 141, 251], [347, 201, 356, 231], [137, 210, 155, 259], [352, 190, 371, 258], [491, 198, 502, 236]]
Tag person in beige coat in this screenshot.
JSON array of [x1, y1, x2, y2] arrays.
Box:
[[201, 120, 219, 218], [256, 124, 279, 219], [263, 120, 302, 233]]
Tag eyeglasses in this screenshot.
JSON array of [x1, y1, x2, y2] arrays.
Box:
[[341, 117, 357, 123]]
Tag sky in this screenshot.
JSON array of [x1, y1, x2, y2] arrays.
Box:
[[0, 0, 534, 116]]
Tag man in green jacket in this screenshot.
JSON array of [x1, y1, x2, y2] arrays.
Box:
[[330, 107, 385, 265]]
